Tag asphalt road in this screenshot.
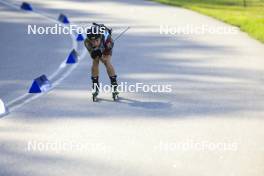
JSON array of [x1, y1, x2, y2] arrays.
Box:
[[0, 0, 264, 176]]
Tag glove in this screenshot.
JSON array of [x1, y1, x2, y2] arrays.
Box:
[[91, 49, 102, 59]]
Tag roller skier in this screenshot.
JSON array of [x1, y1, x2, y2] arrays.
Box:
[[84, 23, 119, 101]]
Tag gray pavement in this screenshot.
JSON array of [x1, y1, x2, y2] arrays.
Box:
[[0, 0, 264, 176]]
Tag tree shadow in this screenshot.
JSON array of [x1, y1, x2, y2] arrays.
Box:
[[3, 26, 263, 120], [1, 0, 264, 121]]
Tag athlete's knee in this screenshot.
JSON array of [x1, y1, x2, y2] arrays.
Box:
[[101, 58, 107, 65], [101, 55, 111, 63]]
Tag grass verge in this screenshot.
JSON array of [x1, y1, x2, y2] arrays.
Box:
[[152, 0, 264, 42]]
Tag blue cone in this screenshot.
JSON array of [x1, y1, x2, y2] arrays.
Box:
[[21, 2, 33, 11], [66, 49, 78, 64], [29, 75, 52, 93], [76, 34, 84, 41], [58, 14, 70, 24]]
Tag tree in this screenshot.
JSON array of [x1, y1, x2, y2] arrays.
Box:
[[243, 0, 247, 7]]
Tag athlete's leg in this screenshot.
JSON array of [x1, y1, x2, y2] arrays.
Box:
[[101, 55, 118, 93], [92, 57, 100, 77], [91, 58, 100, 93], [100, 55, 116, 77]]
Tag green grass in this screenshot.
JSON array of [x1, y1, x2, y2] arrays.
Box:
[[152, 0, 264, 42]]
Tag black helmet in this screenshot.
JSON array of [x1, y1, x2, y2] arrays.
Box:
[[87, 25, 102, 40]]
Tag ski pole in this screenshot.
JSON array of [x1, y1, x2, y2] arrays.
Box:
[[113, 26, 130, 42]]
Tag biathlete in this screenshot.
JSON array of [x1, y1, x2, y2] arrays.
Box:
[[84, 23, 119, 101]]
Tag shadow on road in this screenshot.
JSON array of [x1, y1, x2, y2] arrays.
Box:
[[1, 0, 263, 120]]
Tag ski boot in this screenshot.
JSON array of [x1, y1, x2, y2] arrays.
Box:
[[91, 76, 99, 102], [110, 75, 119, 101], [112, 85, 119, 101], [92, 90, 99, 102]]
